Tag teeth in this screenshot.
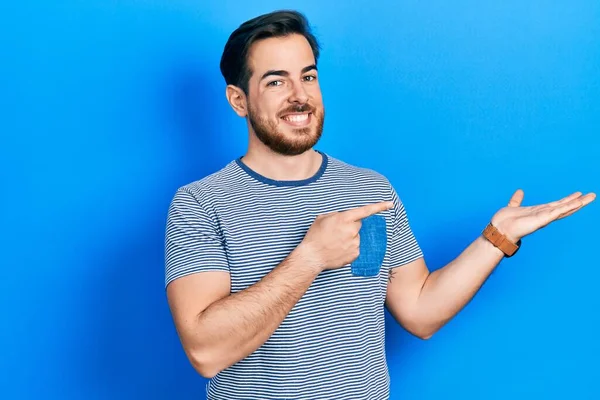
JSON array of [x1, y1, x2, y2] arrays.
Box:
[[283, 114, 309, 122]]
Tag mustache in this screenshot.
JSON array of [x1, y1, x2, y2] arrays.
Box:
[[278, 103, 316, 117]]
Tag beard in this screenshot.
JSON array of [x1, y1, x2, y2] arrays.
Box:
[[247, 102, 325, 156]]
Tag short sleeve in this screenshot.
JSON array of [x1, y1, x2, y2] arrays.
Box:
[[388, 184, 423, 268], [164, 188, 229, 288]]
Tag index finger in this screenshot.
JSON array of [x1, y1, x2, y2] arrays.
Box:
[[343, 201, 394, 221]]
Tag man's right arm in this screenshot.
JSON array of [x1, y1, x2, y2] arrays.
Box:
[[166, 243, 321, 379], [165, 195, 393, 378]]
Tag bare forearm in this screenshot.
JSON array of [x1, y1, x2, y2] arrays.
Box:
[[193, 245, 319, 376], [415, 235, 505, 337]]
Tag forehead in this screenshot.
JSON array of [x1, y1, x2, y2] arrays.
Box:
[[247, 34, 316, 77]]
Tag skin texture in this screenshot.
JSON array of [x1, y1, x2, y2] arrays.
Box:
[[226, 34, 326, 174], [166, 32, 597, 377], [385, 189, 595, 339]]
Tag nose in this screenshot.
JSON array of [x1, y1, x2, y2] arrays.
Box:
[[288, 80, 309, 104]]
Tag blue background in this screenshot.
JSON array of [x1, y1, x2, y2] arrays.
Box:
[[2, 1, 598, 399]]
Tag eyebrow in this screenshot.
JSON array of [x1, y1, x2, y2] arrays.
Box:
[[260, 64, 317, 81]]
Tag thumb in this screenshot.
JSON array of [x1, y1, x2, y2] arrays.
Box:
[[508, 189, 524, 207]]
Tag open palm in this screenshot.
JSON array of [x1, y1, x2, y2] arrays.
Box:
[[491, 189, 596, 242]]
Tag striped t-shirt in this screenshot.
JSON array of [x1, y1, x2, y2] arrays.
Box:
[[165, 150, 423, 400]]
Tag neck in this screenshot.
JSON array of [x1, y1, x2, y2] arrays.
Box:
[[241, 144, 322, 182]]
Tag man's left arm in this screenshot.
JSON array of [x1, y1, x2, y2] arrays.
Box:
[[386, 189, 595, 340]]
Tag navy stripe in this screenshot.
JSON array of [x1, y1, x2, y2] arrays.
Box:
[[165, 151, 423, 399]]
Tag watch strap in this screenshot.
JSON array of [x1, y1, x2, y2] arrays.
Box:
[[482, 222, 521, 257]]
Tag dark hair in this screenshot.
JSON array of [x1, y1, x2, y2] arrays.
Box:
[[220, 10, 321, 94]]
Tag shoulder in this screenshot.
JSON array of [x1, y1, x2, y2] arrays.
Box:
[[325, 153, 393, 188], [168, 160, 240, 214], [175, 160, 238, 201]]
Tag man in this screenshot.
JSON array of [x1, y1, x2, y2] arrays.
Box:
[[164, 10, 595, 400]]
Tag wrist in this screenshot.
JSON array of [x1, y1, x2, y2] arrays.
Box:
[[478, 234, 505, 257], [490, 218, 520, 243], [293, 242, 324, 275], [482, 222, 522, 258]]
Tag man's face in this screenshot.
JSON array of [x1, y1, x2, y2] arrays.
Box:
[[245, 34, 325, 156]]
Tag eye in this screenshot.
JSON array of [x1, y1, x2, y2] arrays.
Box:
[[267, 80, 283, 87], [303, 75, 317, 82]]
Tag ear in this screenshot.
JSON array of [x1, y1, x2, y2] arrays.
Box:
[[225, 85, 248, 117]]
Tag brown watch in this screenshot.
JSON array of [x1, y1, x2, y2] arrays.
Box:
[[482, 222, 521, 257]]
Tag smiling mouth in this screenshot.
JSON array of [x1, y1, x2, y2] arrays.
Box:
[[281, 113, 312, 127]]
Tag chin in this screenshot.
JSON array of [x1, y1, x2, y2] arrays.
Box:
[[250, 111, 324, 156], [285, 126, 313, 136], [267, 134, 319, 156]]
